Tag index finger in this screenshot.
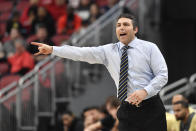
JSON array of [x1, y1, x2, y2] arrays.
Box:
[[31, 42, 44, 47]]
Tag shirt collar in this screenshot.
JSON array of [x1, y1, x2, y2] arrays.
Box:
[[119, 37, 138, 50]]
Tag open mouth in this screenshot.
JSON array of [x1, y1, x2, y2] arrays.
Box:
[[120, 33, 127, 37]]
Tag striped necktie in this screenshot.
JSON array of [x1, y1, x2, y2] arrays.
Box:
[[118, 46, 129, 101]]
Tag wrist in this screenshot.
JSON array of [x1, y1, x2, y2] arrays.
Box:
[[142, 89, 148, 97], [50, 46, 53, 54]]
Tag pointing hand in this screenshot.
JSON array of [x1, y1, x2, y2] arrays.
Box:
[[31, 42, 53, 55]]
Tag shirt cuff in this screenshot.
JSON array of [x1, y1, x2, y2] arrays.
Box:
[[51, 46, 57, 55], [144, 85, 154, 97]]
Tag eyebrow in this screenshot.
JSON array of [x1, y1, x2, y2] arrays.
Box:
[[117, 22, 130, 25]]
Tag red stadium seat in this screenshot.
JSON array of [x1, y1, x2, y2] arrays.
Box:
[[16, 1, 30, 13], [55, 60, 64, 76], [51, 34, 69, 46], [0, 12, 11, 22], [96, 0, 108, 7], [0, 22, 6, 35], [0, 62, 9, 75], [39, 72, 51, 88], [0, 75, 20, 89], [0, 1, 13, 12]]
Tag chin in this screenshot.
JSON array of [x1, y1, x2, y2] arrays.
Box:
[[120, 41, 128, 45]]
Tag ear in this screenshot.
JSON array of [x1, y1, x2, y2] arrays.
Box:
[[133, 27, 138, 34]]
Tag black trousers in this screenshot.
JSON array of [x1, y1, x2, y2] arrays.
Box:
[[117, 95, 167, 131]]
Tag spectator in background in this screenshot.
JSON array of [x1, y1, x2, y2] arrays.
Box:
[[76, 0, 92, 24], [89, 3, 101, 24], [172, 94, 195, 113], [60, 110, 83, 131], [172, 101, 196, 131], [31, 6, 55, 37], [39, 0, 53, 6], [166, 112, 176, 131], [3, 28, 23, 58], [68, 0, 80, 9], [167, 94, 196, 131], [95, 0, 108, 8], [20, 0, 39, 33], [108, 0, 119, 8], [44, 0, 67, 21], [6, 11, 25, 36], [105, 96, 120, 131], [83, 106, 115, 131], [27, 24, 54, 62], [99, 0, 119, 14], [82, 107, 103, 128], [8, 39, 34, 76], [57, 6, 81, 36]]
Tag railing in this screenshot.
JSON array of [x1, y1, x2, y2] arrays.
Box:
[[189, 73, 196, 89], [0, 56, 72, 131], [0, 0, 139, 130], [160, 73, 196, 105], [160, 78, 189, 104], [0, 81, 18, 97]]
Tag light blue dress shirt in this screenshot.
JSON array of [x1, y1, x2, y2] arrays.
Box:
[[52, 37, 168, 99]]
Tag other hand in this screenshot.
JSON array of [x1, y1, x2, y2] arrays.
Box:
[[127, 89, 148, 106]]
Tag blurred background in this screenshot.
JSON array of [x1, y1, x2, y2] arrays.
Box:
[[0, 0, 196, 131]]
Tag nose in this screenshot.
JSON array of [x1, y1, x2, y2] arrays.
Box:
[[119, 27, 125, 32], [120, 25, 125, 30], [174, 113, 178, 117]]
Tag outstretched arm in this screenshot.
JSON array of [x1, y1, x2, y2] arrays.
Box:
[[31, 42, 108, 65]]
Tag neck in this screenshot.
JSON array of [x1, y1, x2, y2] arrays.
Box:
[[183, 112, 190, 124]]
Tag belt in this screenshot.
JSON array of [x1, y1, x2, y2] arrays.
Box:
[[122, 95, 159, 108]]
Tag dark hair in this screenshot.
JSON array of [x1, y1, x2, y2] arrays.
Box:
[[105, 96, 121, 109], [117, 13, 138, 29], [35, 24, 47, 33], [61, 110, 74, 116], [81, 106, 99, 118], [173, 101, 189, 108]]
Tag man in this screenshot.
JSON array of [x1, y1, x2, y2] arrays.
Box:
[[172, 101, 196, 131], [61, 110, 83, 131], [3, 28, 23, 58], [27, 25, 55, 63], [8, 39, 34, 75], [83, 106, 115, 131], [172, 94, 195, 113], [57, 6, 81, 36], [105, 96, 121, 131], [167, 94, 196, 131], [31, 13, 168, 130], [166, 112, 177, 131]]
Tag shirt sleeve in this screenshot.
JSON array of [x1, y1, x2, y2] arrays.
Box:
[[52, 45, 107, 65], [144, 44, 168, 96]]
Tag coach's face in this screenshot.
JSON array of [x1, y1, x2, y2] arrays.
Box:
[[116, 18, 138, 45]]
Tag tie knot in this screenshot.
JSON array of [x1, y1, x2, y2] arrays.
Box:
[[122, 46, 129, 51]]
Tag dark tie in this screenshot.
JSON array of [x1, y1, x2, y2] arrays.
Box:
[[118, 46, 129, 101]]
